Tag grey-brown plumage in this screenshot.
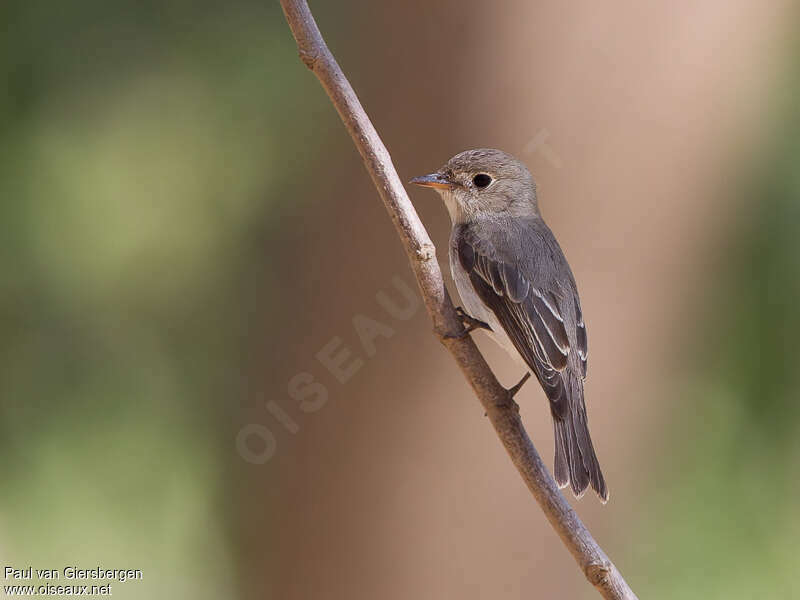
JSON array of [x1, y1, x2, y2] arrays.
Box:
[[411, 149, 607, 502]]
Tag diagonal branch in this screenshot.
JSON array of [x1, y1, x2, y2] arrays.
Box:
[[278, 2, 638, 599]]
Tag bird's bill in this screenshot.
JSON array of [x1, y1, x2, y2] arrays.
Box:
[[409, 172, 454, 189]]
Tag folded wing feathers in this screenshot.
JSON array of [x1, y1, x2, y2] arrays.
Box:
[[466, 242, 570, 372], [574, 297, 588, 377], [500, 263, 530, 303], [458, 236, 605, 501]]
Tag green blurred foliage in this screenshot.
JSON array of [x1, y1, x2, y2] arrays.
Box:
[[0, 1, 334, 597], [3, 1, 798, 598], [628, 37, 800, 600]]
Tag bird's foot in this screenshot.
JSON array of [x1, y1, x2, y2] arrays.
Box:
[[445, 307, 492, 339]]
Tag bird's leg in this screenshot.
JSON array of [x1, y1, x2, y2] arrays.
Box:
[[445, 307, 492, 339], [457, 307, 491, 332]]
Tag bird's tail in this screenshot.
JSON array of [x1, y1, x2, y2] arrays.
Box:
[[552, 374, 608, 502]]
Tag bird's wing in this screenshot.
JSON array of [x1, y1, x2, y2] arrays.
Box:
[[456, 232, 577, 418], [457, 224, 605, 500]]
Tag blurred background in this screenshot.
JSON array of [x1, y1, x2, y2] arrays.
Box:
[[1, 1, 798, 598]]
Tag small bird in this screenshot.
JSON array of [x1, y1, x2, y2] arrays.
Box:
[[411, 149, 607, 502]]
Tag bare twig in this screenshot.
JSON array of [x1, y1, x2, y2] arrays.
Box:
[[278, 2, 638, 599]]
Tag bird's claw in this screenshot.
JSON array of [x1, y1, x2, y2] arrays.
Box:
[[449, 307, 491, 338]]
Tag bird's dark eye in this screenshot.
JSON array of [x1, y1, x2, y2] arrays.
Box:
[[473, 173, 492, 188]]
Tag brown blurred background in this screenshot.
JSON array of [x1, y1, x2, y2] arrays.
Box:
[[2, 1, 799, 599]]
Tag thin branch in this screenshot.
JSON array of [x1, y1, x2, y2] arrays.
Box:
[[278, 2, 638, 599]]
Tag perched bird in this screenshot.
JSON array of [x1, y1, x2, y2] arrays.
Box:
[[411, 149, 607, 502]]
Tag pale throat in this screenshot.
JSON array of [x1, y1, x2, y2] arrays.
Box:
[[438, 189, 468, 224]]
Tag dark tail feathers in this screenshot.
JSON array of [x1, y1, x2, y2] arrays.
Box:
[[552, 377, 608, 502]]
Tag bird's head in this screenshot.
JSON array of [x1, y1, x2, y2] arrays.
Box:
[[410, 148, 538, 223]]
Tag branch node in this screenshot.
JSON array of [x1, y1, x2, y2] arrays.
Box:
[[585, 561, 612, 587], [415, 244, 436, 262], [298, 48, 319, 69]]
